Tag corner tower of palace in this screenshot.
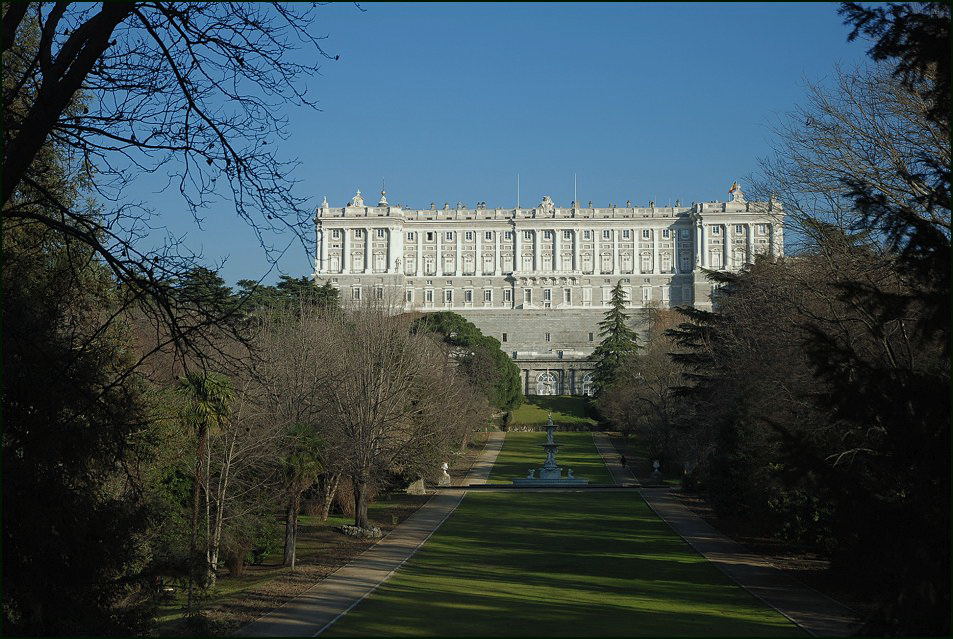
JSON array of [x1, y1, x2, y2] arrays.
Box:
[[314, 185, 784, 396]]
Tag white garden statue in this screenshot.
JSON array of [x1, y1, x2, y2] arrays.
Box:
[[438, 461, 452, 486]]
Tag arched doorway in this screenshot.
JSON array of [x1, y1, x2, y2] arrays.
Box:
[[582, 372, 594, 397], [536, 372, 558, 396]]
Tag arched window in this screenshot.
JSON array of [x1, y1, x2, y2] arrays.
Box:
[[582, 373, 594, 397], [536, 372, 558, 396]]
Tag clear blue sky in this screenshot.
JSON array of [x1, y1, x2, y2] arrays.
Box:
[[134, 2, 872, 286]]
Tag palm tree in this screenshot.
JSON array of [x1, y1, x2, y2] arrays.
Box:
[[178, 371, 233, 612]]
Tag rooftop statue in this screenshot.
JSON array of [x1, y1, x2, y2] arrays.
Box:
[[729, 181, 746, 203]]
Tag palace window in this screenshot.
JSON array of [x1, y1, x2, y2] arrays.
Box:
[[376, 228, 385, 238], [583, 287, 592, 304], [523, 289, 532, 305], [375, 287, 383, 300], [735, 224, 744, 234], [563, 288, 571, 304], [642, 287, 651, 302], [711, 252, 723, 268], [425, 289, 434, 303], [544, 230, 553, 239], [640, 254, 652, 273], [622, 230, 631, 239], [331, 229, 341, 239], [484, 289, 492, 302], [502, 333, 507, 342], [545, 332, 551, 342], [465, 231, 474, 241], [602, 230, 611, 240], [584, 230, 592, 240], [524, 230, 533, 240], [464, 289, 473, 303], [662, 229, 670, 239], [588, 332, 594, 342], [543, 288, 552, 302], [445, 289, 453, 303], [563, 230, 572, 239], [503, 289, 512, 303], [485, 231, 493, 240], [757, 224, 768, 234], [711, 226, 721, 235], [446, 231, 455, 241], [407, 231, 415, 241], [504, 231, 513, 240], [426, 231, 434, 241], [406, 289, 413, 303], [661, 254, 673, 272], [351, 288, 361, 301], [642, 229, 651, 239]]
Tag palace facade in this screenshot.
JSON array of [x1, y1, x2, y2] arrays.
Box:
[[313, 185, 783, 396]]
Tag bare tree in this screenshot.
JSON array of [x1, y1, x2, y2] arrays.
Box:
[[2, 2, 338, 373], [318, 302, 487, 529]]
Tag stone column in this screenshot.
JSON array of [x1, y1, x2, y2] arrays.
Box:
[[725, 223, 732, 269], [695, 223, 701, 267], [386, 228, 395, 273], [416, 229, 423, 275], [514, 227, 521, 272], [394, 226, 404, 274], [553, 229, 561, 272], [317, 226, 326, 274], [455, 231, 461, 275], [673, 231, 679, 275], [652, 228, 659, 274], [341, 227, 349, 274], [746, 223, 753, 263], [573, 230, 580, 272], [494, 230, 501, 274], [533, 230, 541, 272], [476, 230, 482, 275], [363, 228, 371, 273], [612, 229, 619, 274], [594, 228, 601, 274], [436, 230, 443, 276]]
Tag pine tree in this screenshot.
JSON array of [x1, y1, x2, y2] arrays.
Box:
[[589, 281, 640, 394]]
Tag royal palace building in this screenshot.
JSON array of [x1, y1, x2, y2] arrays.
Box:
[[314, 184, 784, 396]]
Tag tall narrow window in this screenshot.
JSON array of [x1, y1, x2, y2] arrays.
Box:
[[503, 289, 512, 303], [502, 333, 507, 342]]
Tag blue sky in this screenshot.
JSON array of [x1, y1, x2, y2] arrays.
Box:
[[134, 2, 873, 286]]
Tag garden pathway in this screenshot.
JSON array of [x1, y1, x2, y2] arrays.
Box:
[[238, 432, 505, 637], [592, 431, 640, 486], [639, 489, 861, 636]]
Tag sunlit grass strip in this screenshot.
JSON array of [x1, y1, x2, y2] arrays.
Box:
[[326, 492, 801, 637]]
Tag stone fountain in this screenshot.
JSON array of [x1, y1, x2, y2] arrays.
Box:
[[512, 414, 590, 487]]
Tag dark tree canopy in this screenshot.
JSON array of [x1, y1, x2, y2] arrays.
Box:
[[412, 311, 524, 411]]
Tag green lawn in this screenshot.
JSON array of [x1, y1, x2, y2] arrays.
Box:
[[509, 395, 596, 428], [486, 432, 614, 485], [326, 491, 801, 637]]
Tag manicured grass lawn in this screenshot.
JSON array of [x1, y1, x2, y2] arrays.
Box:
[[326, 491, 801, 637], [509, 395, 597, 427], [486, 432, 614, 484]]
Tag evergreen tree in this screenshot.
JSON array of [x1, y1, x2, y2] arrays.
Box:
[[589, 281, 640, 395]]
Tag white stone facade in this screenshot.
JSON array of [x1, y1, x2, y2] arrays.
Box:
[[314, 187, 783, 395]]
